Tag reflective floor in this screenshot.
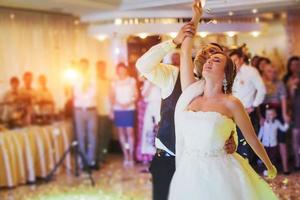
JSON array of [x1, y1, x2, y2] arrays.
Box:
[[0, 154, 299, 200]]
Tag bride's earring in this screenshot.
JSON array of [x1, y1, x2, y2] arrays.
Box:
[[223, 75, 228, 94]]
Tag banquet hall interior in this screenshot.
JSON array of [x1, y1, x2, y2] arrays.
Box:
[[0, 0, 300, 199]]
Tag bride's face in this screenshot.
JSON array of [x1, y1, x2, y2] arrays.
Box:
[[202, 53, 227, 81]]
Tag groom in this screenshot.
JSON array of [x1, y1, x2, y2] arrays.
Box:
[[136, 21, 236, 200]]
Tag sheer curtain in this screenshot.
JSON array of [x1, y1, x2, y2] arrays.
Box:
[[0, 8, 112, 109]]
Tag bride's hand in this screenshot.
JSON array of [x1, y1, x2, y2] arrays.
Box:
[[173, 22, 196, 46], [266, 165, 277, 179], [191, 0, 203, 25]]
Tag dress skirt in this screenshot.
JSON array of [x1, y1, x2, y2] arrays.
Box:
[[114, 110, 135, 127]]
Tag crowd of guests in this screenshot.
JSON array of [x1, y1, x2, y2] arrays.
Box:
[[71, 49, 300, 176], [70, 57, 162, 169], [227, 48, 300, 175], [1, 46, 298, 176], [257, 55, 300, 174], [0, 72, 54, 128], [230, 48, 300, 175]]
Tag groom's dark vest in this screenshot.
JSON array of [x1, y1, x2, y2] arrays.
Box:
[[157, 74, 182, 154]]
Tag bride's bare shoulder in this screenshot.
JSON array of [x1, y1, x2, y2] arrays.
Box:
[[224, 95, 244, 111]]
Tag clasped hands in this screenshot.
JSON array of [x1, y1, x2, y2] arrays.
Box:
[[173, 0, 203, 46]]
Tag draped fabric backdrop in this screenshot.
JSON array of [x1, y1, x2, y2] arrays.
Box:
[[0, 8, 112, 110]]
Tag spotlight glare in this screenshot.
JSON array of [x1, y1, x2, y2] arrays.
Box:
[[97, 35, 107, 41], [115, 47, 121, 55], [64, 68, 79, 84], [137, 33, 149, 39], [251, 31, 260, 37], [197, 32, 209, 38], [168, 32, 177, 38], [114, 18, 122, 25], [226, 31, 237, 37]]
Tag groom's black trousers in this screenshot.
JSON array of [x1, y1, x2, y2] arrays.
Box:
[[236, 110, 259, 165], [149, 151, 175, 200]]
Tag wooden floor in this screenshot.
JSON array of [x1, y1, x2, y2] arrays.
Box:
[[0, 154, 300, 200]]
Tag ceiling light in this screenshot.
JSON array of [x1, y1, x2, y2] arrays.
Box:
[[252, 9, 258, 14], [10, 13, 15, 19], [114, 18, 122, 25], [97, 35, 108, 41], [255, 17, 260, 23], [134, 18, 139, 24], [228, 11, 234, 16], [115, 47, 120, 55], [207, 19, 217, 24], [251, 31, 260, 37], [197, 32, 209, 38], [137, 33, 149, 39], [168, 32, 177, 38], [226, 31, 237, 37]]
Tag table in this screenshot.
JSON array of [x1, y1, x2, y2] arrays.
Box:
[[0, 121, 73, 188]]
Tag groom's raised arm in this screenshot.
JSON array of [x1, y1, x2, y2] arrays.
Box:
[[136, 40, 179, 97]]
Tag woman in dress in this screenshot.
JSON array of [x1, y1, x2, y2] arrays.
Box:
[[168, 1, 278, 199], [140, 79, 161, 164], [111, 63, 138, 167], [284, 56, 300, 170], [260, 63, 290, 174]]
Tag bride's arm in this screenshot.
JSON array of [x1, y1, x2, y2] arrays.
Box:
[[229, 96, 277, 178], [180, 0, 202, 90]]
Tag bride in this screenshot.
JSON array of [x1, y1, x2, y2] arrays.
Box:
[[168, 1, 278, 199]]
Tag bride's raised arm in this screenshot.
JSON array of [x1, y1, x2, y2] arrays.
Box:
[[180, 0, 202, 90]]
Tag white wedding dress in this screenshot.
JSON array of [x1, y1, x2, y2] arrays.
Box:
[[168, 80, 278, 200]]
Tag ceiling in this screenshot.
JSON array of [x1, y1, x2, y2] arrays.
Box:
[[0, 0, 299, 22]]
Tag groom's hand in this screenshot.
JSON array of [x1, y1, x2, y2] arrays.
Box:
[[173, 22, 196, 46], [224, 131, 236, 154]]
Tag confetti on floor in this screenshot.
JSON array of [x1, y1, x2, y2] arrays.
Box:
[[0, 154, 300, 200]]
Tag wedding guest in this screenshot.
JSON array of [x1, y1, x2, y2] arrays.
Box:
[[73, 58, 98, 169], [35, 75, 54, 123], [230, 49, 266, 162], [140, 79, 161, 164], [260, 63, 290, 174], [1, 77, 24, 127], [111, 63, 138, 167], [251, 55, 261, 69], [136, 77, 148, 163], [96, 60, 113, 165], [284, 56, 300, 170], [19, 71, 37, 125], [257, 57, 271, 75], [258, 106, 289, 172]]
